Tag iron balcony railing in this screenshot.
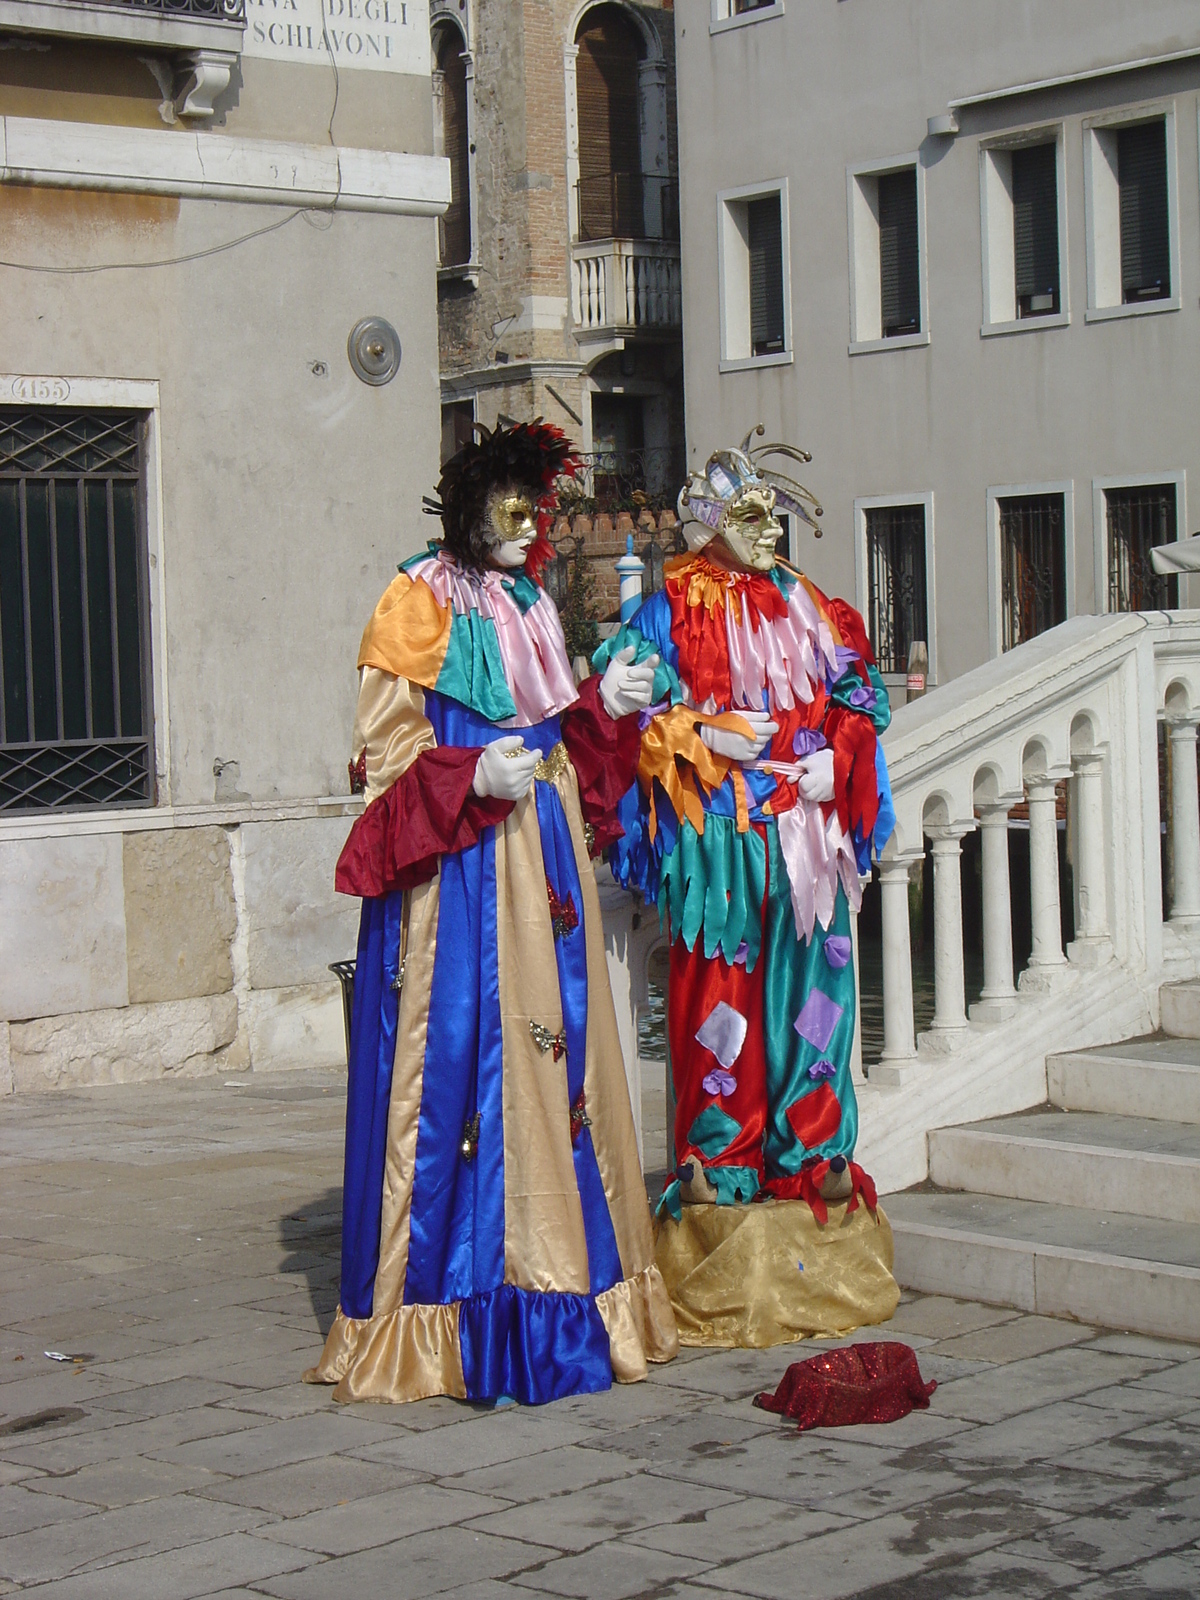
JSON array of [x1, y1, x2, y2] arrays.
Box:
[[558, 447, 682, 518], [574, 173, 679, 244], [45, 0, 246, 17]]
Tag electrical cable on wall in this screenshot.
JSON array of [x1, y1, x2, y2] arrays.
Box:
[[0, 29, 344, 274]]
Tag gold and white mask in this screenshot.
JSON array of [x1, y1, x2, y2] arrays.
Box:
[[484, 484, 537, 568], [719, 485, 783, 572]]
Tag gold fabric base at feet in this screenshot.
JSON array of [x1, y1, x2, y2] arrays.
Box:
[[300, 1264, 679, 1405], [654, 1198, 900, 1348]]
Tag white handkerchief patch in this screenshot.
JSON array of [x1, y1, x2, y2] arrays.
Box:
[[694, 1001, 748, 1070]]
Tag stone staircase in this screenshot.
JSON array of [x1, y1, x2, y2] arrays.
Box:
[[887, 979, 1200, 1342]]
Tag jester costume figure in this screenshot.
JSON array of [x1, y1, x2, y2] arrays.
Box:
[[306, 422, 678, 1404], [596, 431, 900, 1346]]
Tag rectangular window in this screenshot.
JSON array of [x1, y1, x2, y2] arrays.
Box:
[[865, 504, 928, 675], [440, 399, 475, 464], [1118, 121, 1170, 302], [877, 170, 920, 337], [1012, 143, 1060, 317], [0, 408, 152, 811], [847, 158, 926, 349], [1085, 110, 1177, 318], [1106, 483, 1178, 610], [717, 180, 790, 368], [747, 195, 785, 355], [999, 493, 1066, 650]]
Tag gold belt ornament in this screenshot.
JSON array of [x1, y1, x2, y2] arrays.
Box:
[[500, 739, 569, 783]]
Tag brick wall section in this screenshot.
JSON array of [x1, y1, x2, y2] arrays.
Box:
[[438, 0, 683, 460]]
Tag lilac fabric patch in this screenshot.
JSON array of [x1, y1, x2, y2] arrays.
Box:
[[792, 727, 827, 758], [702, 1066, 738, 1098], [638, 698, 669, 731], [823, 934, 852, 969], [794, 990, 844, 1052], [695, 1001, 749, 1070], [826, 645, 858, 689], [733, 940, 749, 967], [808, 1059, 837, 1081], [848, 684, 876, 709]]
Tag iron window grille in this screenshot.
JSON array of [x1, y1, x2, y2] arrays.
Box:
[[999, 493, 1066, 651], [1106, 484, 1178, 612], [90, 0, 245, 16], [1012, 142, 1060, 317], [1118, 121, 1170, 302], [0, 409, 153, 812], [865, 505, 927, 675], [878, 169, 921, 337]]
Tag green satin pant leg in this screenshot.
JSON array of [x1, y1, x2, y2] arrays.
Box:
[[761, 825, 859, 1179]]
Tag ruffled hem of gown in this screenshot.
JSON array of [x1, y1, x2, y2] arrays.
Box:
[[302, 1263, 679, 1406]]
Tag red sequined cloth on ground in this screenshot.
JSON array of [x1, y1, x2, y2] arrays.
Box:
[[753, 1342, 936, 1432]]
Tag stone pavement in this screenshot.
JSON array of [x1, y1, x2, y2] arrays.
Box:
[[2, 1072, 1200, 1599]]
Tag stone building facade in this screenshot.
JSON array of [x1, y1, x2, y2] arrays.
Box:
[[675, 0, 1200, 700], [0, 0, 448, 1090], [430, 0, 684, 620]]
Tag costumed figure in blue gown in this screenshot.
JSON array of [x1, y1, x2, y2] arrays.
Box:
[[306, 421, 678, 1403]]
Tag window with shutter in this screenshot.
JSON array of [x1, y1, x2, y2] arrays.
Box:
[[878, 170, 920, 337], [865, 505, 927, 675], [1118, 121, 1170, 302], [748, 195, 785, 355], [1012, 142, 1059, 317], [575, 8, 642, 242], [434, 26, 471, 267]]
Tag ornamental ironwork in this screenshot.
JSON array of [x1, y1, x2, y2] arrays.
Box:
[[0, 409, 153, 812], [81, 0, 246, 20]]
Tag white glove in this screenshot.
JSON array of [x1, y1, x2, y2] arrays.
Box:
[[598, 645, 660, 720], [472, 736, 539, 801], [796, 747, 835, 802], [698, 710, 779, 764]]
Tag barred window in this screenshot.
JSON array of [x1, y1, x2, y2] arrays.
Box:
[[0, 409, 153, 811], [999, 492, 1066, 650], [865, 504, 927, 675], [1106, 483, 1178, 612]]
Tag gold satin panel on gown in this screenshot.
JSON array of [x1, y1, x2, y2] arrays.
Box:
[[655, 1198, 900, 1349], [307, 751, 678, 1402]]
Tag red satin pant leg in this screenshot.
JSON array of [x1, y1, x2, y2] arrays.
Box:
[[668, 937, 768, 1188]]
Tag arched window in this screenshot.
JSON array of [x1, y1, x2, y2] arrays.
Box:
[[433, 23, 471, 267], [575, 7, 642, 241]]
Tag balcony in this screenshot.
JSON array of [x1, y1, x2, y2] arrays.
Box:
[[0, 0, 245, 118], [571, 239, 682, 343]]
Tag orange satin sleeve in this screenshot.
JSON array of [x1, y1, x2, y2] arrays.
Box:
[[357, 571, 453, 689]]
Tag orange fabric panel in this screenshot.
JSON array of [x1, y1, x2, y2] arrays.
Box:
[[357, 572, 452, 689]]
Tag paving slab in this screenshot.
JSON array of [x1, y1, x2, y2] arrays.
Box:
[[6, 1069, 1200, 1598]]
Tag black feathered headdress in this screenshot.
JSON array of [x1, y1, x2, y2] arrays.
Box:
[[423, 419, 579, 578]]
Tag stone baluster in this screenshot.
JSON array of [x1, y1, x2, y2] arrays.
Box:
[[927, 824, 975, 1034], [1067, 751, 1113, 963], [971, 799, 1021, 1021], [1025, 773, 1069, 971], [877, 852, 923, 1071], [1167, 716, 1200, 926]]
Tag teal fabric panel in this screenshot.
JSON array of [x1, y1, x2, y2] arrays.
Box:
[[435, 610, 519, 724], [659, 815, 767, 970], [760, 827, 858, 1172], [686, 1105, 743, 1160]]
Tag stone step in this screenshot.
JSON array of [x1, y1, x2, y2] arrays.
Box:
[[1162, 979, 1200, 1039], [887, 1189, 1200, 1341], [1048, 1037, 1200, 1123], [928, 1110, 1200, 1224]]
